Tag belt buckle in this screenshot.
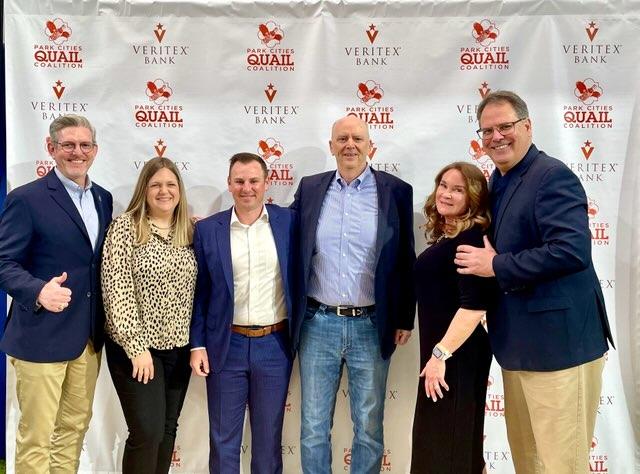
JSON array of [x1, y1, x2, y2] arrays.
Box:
[[336, 306, 361, 317]]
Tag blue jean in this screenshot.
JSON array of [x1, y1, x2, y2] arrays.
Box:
[[299, 305, 390, 474]]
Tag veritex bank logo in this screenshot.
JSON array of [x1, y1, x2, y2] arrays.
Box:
[[243, 83, 301, 125], [132, 139, 191, 172], [131, 22, 190, 65], [343, 23, 402, 67], [566, 140, 620, 184], [30, 80, 89, 122], [562, 20, 622, 65]]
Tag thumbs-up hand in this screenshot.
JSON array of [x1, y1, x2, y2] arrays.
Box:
[[37, 272, 73, 313]]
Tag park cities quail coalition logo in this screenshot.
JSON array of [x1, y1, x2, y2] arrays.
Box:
[[30, 79, 89, 122], [589, 437, 609, 473], [566, 140, 620, 184], [257, 138, 294, 185], [170, 445, 181, 468], [459, 20, 510, 71], [132, 139, 191, 172], [33, 18, 83, 69], [131, 22, 190, 65], [246, 21, 295, 72], [562, 20, 622, 64], [343, 23, 402, 67], [587, 198, 610, 246], [563, 79, 614, 129], [345, 81, 395, 130], [243, 83, 301, 125], [343, 448, 392, 471], [484, 376, 505, 417], [134, 79, 185, 128]]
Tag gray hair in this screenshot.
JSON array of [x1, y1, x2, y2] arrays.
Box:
[[476, 90, 529, 122], [49, 114, 97, 143]]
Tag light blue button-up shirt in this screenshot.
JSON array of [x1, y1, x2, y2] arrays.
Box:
[[55, 168, 99, 250], [308, 166, 378, 306]]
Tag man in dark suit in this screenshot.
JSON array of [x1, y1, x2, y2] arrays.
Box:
[[291, 115, 415, 473], [455, 91, 613, 474], [190, 153, 296, 473], [0, 114, 112, 473]]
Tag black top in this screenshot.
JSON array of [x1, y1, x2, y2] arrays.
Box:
[[414, 225, 493, 366]]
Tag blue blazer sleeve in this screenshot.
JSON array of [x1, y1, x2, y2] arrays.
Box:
[[493, 164, 591, 291], [0, 191, 47, 310], [190, 222, 210, 348]]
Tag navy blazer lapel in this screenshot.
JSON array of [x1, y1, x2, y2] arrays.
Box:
[[91, 187, 107, 253], [46, 172, 92, 248], [373, 170, 390, 266], [269, 208, 289, 291], [492, 146, 538, 241], [303, 173, 334, 277], [215, 211, 234, 298]]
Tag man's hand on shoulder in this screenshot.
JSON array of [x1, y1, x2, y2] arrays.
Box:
[[37, 272, 72, 312], [455, 236, 497, 277]]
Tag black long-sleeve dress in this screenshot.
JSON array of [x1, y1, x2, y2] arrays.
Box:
[[410, 225, 493, 473]]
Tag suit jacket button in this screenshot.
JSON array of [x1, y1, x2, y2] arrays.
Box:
[[87, 291, 91, 297]]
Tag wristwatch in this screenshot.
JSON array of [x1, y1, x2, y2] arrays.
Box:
[[432, 343, 452, 361]]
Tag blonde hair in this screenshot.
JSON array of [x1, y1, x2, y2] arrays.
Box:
[[423, 162, 490, 244], [125, 157, 193, 247]]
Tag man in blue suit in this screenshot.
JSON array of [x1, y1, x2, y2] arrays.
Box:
[[455, 91, 613, 474], [0, 114, 112, 473], [291, 115, 415, 473], [190, 153, 296, 473]]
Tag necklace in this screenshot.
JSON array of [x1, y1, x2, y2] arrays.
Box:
[[150, 220, 173, 230], [435, 234, 448, 244]]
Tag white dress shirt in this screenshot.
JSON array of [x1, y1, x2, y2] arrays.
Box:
[[230, 206, 286, 326]]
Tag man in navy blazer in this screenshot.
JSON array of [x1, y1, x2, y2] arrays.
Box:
[[0, 115, 112, 473], [190, 153, 296, 473], [456, 91, 613, 474], [291, 115, 415, 473]]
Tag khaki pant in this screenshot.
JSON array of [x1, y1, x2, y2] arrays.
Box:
[[11, 342, 101, 474], [502, 357, 604, 474]]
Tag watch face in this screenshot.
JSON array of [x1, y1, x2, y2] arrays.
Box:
[[432, 346, 444, 359]]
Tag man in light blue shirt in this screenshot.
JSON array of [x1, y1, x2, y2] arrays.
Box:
[[0, 114, 112, 473], [291, 115, 416, 473]]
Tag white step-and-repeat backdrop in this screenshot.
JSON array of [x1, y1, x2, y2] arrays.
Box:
[[4, 1, 640, 472]]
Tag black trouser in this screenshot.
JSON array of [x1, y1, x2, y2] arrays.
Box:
[[105, 337, 191, 474]]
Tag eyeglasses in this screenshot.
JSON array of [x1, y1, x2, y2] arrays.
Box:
[[54, 141, 96, 153], [476, 117, 527, 140]]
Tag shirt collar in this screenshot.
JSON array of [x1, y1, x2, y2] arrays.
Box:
[[54, 167, 92, 194], [335, 165, 372, 190], [231, 205, 269, 227]]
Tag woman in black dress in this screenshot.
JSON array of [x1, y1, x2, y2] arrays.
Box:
[[411, 162, 493, 473]]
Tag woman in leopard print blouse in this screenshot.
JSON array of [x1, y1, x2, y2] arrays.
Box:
[[101, 157, 196, 474]]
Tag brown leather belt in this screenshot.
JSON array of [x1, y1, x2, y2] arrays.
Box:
[[231, 320, 287, 338]]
